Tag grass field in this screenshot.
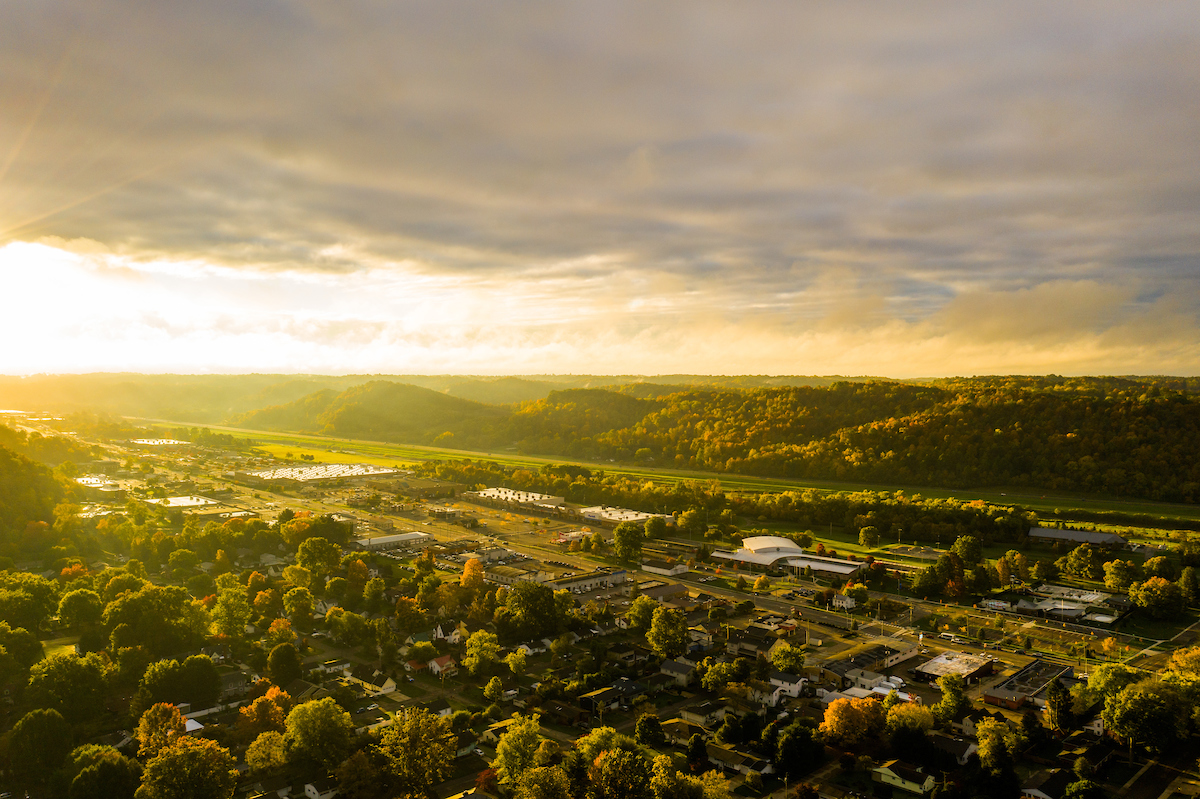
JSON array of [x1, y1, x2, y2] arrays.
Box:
[[145, 419, 1200, 525]]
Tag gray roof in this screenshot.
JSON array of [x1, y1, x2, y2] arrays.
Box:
[[1028, 527, 1127, 545]]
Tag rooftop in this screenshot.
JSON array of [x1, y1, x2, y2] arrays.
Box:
[[915, 651, 992, 679]]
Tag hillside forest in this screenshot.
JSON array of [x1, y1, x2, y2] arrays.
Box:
[[4, 373, 1200, 503]]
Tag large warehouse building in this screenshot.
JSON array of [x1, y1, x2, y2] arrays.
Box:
[[710, 536, 863, 579]]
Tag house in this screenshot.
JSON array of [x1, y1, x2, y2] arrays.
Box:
[[661, 718, 710, 745], [606, 645, 637, 665], [435, 620, 470, 645], [642, 559, 689, 577], [218, 669, 251, 702], [845, 668, 886, 691], [873, 761, 936, 795], [420, 697, 453, 718], [404, 659, 429, 674], [429, 655, 458, 677], [929, 732, 978, 766], [769, 672, 807, 698], [304, 776, 339, 799], [705, 743, 773, 776], [482, 717, 524, 744], [952, 708, 1009, 738], [660, 659, 695, 688], [408, 628, 436, 647], [541, 700, 587, 726], [283, 679, 331, 703], [832, 594, 856, 610], [681, 701, 726, 727], [688, 625, 716, 650], [1022, 769, 1073, 799], [641, 583, 689, 603], [455, 730, 479, 759], [581, 686, 623, 713], [745, 680, 785, 708], [252, 774, 293, 798]]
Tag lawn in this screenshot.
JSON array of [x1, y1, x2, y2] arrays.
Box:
[[1115, 609, 1199, 641], [42, 635, 80, 657]]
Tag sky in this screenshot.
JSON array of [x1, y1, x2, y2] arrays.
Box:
[[1, 1, 1198, 377]]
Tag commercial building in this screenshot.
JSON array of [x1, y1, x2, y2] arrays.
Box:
[[579, 506, 670, 526], [984, 660, 1073, 710], [241, 463, 402, 484], [351, 531, 434, 551], [710, 536, 863, 578], [1028, 527, 1128, 547], [470, 488, 565, 507], [913, 651, 994, 685]]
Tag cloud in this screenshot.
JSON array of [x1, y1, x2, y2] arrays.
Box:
[[0, 2, 1197, 374]]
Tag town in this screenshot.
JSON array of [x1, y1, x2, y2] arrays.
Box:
[[2, 418, 1200, 799]]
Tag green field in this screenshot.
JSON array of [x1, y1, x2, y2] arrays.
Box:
[[146, 419, 1200, 525]]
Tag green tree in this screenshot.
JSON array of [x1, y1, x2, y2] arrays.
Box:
[[494, 714, 542, 786], [1102, 683, 1187, 755], [68, 748, 142, 799], [503, 581, 563, 639], [911, 567, 943, 598], [770, 641, 805, 673], [245, 731, 288, 774], [777, 719, 825, 772], [485, 676, 504, 702], [516, 766, 572, 799], [591, 748, 652, 799], [1181, 567, 1199, 607], [635, 713, 666, 747], [211, 584, 252, 639], [463, 630, 501, 675], [1062, 780, 1105, 799], [1130, 577, 1185, 619], [285, 696, 355, 769], [613, 521, 645, 563], [626, 595, 658, 632], [858, 526, 879, 548], [647, 606, 688, 659], [378, 707, 456, 798], [686, 733, 707, 765], [644, 516, 668, 540], [28, 652, 108, 722], [268, 642, 303, 687], [297, 537, 341, 581], [58, 588, 103, 630], [1104, 560, 1141, 592], [282, 586, 314, 628], [1045, 678, 1074, 733], [701, 661, 738, 692], [1065, 545, 1103, 580], [135, 737, 237, 799], [933, 674, 967, 724], [8, 708, 72, 784], [136, 703, 187, 758], [951, 535, 983, 565]]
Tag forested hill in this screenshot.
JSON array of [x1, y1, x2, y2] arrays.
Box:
[[232, 381, 508, 443], [0, 443, 64, 548], [229, 377, 1200, 502]]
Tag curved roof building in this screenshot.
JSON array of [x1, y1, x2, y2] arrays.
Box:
[[712, 535, 862, 577]]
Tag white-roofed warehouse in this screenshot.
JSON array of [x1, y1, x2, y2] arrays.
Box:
[[711, 536, 862, 578]]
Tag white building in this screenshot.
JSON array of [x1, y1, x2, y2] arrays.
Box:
[[711, 536, 863, 578], [473, 488, 565, 506], [353, 531, 433, 551]]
